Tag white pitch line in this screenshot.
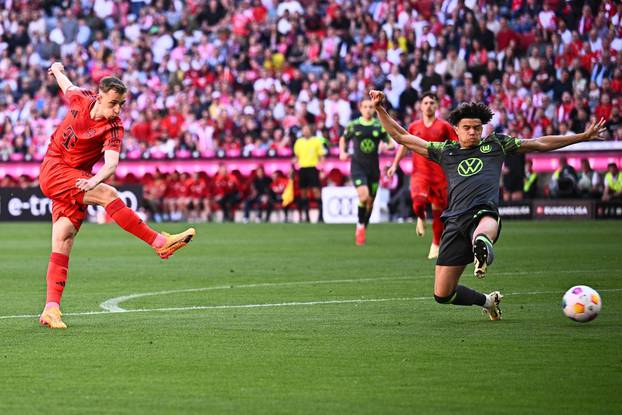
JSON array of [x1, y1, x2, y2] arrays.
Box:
[[1, 288, 621, 321], [100, 268, 620, 312], [99, 275, 428, 312]]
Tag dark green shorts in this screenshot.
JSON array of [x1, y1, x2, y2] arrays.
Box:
[[351, 162, 380, 196], [436, 205, 502, 266]]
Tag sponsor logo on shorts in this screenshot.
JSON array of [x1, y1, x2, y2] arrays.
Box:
[[457, 158, 483, 177]]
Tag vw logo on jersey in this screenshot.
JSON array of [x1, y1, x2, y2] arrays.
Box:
[[480, 144, 492, 154], [457, 157, 484, 177], [360, 138, 376, 153]]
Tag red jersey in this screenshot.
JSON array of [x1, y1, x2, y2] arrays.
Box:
[[213, 173, 240, 196], [46, 88, 123, 172], [408, 118, 457, 179]]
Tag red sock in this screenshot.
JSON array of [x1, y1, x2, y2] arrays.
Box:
[[105, 198, 159, 245], [412, 196, 426, 220], [432, 209, 443, 245], [46, 253, 69, 305]]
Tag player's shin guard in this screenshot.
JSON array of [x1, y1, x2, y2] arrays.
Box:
[[358, 202, 366, 225], [434, 285, 486, 306], [432, 209, 443, 245], [105, 198, 159, 245], [46, 252, 69, 305], [412, 196, 426, 220]]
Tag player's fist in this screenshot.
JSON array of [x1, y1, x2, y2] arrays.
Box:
[[48, 62, 64, 77], [339, 151, 349, 161], [368, 90, 385, 107], [582, 118, 607, 141], [386, 164, 397, 177]]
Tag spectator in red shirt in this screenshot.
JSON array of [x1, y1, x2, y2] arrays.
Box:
[[496, 17, 520, 51], [595, 93, 613, 120], [131, 112, 153, 144], [213, 163, 241, 222], [161, 107, 185, 140]]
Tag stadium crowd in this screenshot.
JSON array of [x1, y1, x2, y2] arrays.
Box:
[[1, 0, 622, 221]]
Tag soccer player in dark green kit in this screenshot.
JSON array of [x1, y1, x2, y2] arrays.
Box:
[[339, 99, 394, 245], [370, 89, 607, 320]]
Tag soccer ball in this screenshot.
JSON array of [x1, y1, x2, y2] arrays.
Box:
[[562, 285, 602, 322]]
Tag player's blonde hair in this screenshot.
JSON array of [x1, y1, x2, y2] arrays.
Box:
[[99, 76, 127, 95]]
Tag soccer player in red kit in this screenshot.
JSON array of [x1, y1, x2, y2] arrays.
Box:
[[38, 62, 196, 329], [388, 92, 457, 259]]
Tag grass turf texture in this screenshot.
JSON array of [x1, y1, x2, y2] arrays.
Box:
[[0, 221, 621, 415]]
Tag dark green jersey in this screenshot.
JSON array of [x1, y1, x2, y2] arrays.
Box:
[[344, 117, 390, 172], [427, 133, 522, 220]]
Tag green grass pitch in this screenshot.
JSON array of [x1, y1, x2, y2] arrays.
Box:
[[0, 221, 621, 414]]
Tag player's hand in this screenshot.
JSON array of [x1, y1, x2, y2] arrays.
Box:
[[76, 178, 98, 192], [339, 151, 349, 161], [48, 62, 65, 77], [582, 118, 607, 141], [368, 90, 385, 107], [386, 164, 397, 177]]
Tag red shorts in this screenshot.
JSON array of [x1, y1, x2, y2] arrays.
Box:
[[410, 175, 448, 209], [39, 157, 92, 230]]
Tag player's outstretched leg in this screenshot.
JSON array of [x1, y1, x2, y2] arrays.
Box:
[[473, 234, 495, 278], [84, 184, 196, 259], [434, 265, 502, 320]]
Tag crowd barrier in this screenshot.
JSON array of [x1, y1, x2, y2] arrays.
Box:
[[2, 186, 620, 223], [1, 151, 622, 179]]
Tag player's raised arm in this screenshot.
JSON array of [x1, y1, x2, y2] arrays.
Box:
[[369, 90, 429, 158], [75, 150, 119, 191], [48, 62, 76, 94], [518, 118, 607, 153]]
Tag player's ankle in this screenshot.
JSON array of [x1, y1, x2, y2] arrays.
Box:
[[152, 234, 166, 248], [45, 301, 60, 310]]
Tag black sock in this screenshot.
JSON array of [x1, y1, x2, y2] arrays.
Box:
[[357, 203, 366, 225], [303, 199, 310, 222], [451, 285, 486, 306], [364, 207, 373, 228]]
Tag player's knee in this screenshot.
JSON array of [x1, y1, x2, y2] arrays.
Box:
[[434, 291, 455, 304], [98, 185, 119, 205]]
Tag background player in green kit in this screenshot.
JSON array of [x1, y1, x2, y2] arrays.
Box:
[[339, 99, 394, 245], [369, 89, 607, 320]]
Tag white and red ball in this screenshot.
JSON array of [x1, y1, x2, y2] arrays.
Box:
[[562, 285, 602, 322]]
